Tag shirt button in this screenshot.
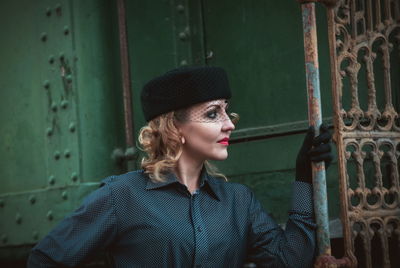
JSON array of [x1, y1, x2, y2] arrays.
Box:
[[197, 226, 202, 232]]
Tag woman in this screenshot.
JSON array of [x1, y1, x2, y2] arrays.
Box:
[[28, 66, 332, 267]]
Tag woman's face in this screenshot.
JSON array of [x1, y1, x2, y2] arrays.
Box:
[[177, 99, 235, 162]]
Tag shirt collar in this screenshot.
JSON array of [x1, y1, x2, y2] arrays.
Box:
[[145, 168, 221, 201]]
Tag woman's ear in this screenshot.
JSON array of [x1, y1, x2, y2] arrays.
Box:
[[174, 121, 186, 145]]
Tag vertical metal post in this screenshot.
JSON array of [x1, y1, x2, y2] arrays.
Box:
[[117, 0, 136, 170], [299, 2, 352, 267], [300, 2, 331, 256]]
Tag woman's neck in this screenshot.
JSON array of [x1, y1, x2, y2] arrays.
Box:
[[175, 152, 204, 194]]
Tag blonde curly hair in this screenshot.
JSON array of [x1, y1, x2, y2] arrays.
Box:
[[138, 110, 231, 183]]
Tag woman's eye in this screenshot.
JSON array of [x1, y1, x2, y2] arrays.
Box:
[[206, 110, 218, 119]]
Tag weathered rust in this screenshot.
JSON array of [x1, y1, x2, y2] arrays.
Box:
[[117, 0, 136, 167], [326, 0, 400, 267], [300, 1, 332, 257], [314, 255, 352, 268]]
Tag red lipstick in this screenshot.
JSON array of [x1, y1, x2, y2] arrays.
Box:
[[218, 137, 230, 145]]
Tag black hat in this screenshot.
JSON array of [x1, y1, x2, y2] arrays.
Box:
[[141, 66, 232, 122]]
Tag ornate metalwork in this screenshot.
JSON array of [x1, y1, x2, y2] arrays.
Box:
[[326, 0, 400, 267]]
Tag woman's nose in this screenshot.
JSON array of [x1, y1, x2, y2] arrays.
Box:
[[222, 117, 235, 131]]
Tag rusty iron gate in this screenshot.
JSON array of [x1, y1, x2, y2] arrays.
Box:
[[324, 0, 400, 267]]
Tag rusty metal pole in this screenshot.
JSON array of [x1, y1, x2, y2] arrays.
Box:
[[298, 1, 354, 267], [299, 0, 332, 257], [299, 1, 352, 267], [117, 0, 136, 170]]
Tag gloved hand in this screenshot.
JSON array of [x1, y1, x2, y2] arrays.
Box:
[[295, 123, 333, 183]]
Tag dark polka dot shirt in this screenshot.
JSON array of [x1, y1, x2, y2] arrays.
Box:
[[28, 170, 316, 267]]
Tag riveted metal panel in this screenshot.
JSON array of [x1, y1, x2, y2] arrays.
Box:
[[0, 184, 98, 246], [42, 1, 80, 190], [0, 0, 125, 255], [0, 0, 81, 249], [0, 1, 80, 191]]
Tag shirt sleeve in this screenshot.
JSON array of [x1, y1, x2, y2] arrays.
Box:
[[27, 182, 118, 267], [246, 181, 317, 268]]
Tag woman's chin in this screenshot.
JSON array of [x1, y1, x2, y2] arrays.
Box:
[[208, 151, 229, 161]]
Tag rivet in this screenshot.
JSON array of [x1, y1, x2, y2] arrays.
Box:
[[63, 25, 69, 35], [55, 4, 62, 16], [64, 149, 71, 158], [61, 100, 68, 109], [41, 32, 47, 42], [61, 191, 68, 200], [51, 102, 57, 112], [45, 7, 51, 17], [179, 32, 187, 41], [0, 199, 4, 208], [69, 122, 76, 132], [48, 175, 56, 185], [46, 127, 53, 136], [176, 4, 185, 13], [43, 80, 50, 89], [71, 172, 78, 182], [48, 55, 55, 64], [1, 234, 7, 244], [65, 74, 72, 83], [29, 195, 36, 204], [54, 151, 60, 160], [15, 213, 22, 224], [180, 60, 188, 66], [47, 210, 53, 221], [32, 231, 39, 240], [206, 50, 214, 60]]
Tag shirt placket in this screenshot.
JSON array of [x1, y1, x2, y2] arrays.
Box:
[[190, 191, 209, 267]]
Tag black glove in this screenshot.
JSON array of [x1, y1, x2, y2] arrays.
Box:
[[295, 123, 333, 183]]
